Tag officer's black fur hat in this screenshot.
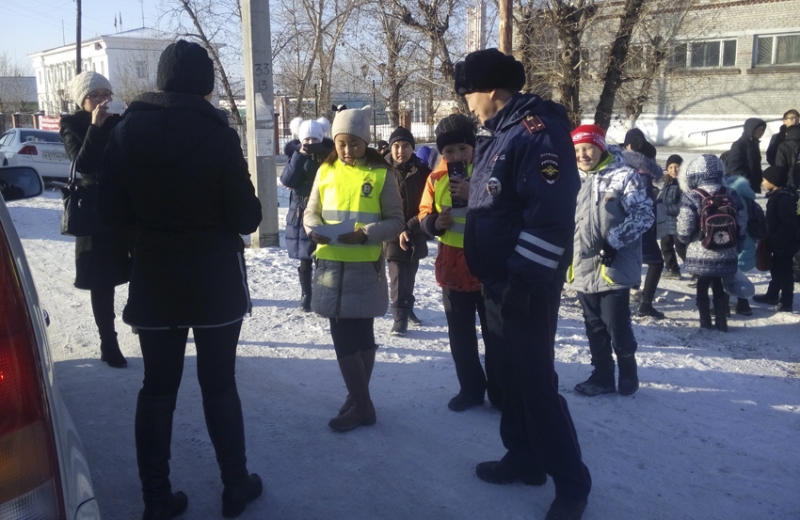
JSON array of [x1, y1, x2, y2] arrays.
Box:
[[455, 48, 526, 95]]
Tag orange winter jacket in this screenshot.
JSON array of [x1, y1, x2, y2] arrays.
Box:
[[419, 161, 482, 292]]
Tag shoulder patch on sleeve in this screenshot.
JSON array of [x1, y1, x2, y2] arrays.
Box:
[[522, 115, 546, 134], [539, 153, 561, 185]]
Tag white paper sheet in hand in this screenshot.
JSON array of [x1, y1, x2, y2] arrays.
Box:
[[311, 219, 358, 241]]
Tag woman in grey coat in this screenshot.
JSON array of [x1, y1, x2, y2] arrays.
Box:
[[304, 106, 405, 432], [677, 155, 747, 332]]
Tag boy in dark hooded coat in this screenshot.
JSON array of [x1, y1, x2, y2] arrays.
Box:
[[726, 118, 767, 193]]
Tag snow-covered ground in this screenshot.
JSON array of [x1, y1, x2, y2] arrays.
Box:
[[7, 182, 800, 520]]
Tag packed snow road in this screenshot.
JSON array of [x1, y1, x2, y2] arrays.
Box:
[[8, 187, 800, 520]]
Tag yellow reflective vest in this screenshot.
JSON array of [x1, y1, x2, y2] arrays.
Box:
[[433, 164, 472, 248], [314, 160, 387, 262]]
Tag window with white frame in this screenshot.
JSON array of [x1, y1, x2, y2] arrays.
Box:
[[668, 39, 737, 69], [135, 61, 147, 79], [756, 33, 800, 66]]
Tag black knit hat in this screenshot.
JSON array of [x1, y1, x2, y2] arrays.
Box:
[[666, 154, 683, 168], [633, 139, 657, 160], [623, 128, 646, 147], [157, 40, 215, 96], [763, 165, 789, 187], [454, 48, 526, 95], [435, 114, 476, 152], [389, 126, 415, 150]]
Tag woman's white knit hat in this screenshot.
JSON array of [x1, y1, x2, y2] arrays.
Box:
[[331, 105, 372, 144], [69, 71, 113, 107], [290, 117, 331, 142]]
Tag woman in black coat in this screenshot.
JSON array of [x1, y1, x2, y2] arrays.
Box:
[[280, 117, 333, 311], [726, 118, 767, 193], [99, 41, 264, 519], [60, 71, 132, 368]]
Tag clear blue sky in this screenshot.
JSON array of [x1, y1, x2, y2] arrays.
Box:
[[1, 0, 162, 73]]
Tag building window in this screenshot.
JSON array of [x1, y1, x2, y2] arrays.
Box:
[[669, 40, 736, 68], [756, 33, 800, 66], [626, 44, 648, 71], [135, 61, 147, 79]]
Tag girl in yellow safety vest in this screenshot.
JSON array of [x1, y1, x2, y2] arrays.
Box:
[[304, 105, 405, 432], [418, 114, 503, 412]]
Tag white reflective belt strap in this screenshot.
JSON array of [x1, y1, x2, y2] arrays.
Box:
[[514, 245, 559, 269], [518, 231, 565, 255]]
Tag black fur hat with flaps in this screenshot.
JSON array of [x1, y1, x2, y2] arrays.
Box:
[[455, 48, 526, 96]]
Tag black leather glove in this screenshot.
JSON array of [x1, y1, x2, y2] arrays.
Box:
[[501, 282, 531, 321], [599, 240, 617, 267]]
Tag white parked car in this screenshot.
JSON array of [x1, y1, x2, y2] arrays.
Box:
[[0, 128, 71, 180], [0, 165, 102, 519]]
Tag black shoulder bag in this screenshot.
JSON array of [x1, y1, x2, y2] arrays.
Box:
[[60, 160, 99, 237]]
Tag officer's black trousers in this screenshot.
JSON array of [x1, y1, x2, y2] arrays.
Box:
[[483, 284, 592, 502]]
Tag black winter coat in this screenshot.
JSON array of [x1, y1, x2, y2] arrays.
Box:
[[766, 125, 789, 167], [765, 186, 800, 257], [98, 92, 262, 329], [775, 125, 800, 188], [280, 138, 334, 260], [727, 118, 766, 193], [384, 155, 432, 262], [656, 176, 682, 237], [59, 110, 134, 290]]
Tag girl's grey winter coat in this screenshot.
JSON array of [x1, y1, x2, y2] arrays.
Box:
[[677, 155, 747, 279], [304, 156, 405, 319], [571, 146, 654, 293]]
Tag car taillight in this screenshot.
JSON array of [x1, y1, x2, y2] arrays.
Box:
[[17, 146, 37, 156], [0, 225, 65, 519]]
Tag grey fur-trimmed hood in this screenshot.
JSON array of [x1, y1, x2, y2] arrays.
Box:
[[678, 154, 727, 193]]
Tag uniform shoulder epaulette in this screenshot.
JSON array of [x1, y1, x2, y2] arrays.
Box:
[[522, 115, 546, 134]]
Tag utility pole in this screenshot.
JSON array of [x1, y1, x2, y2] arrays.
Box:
[[498, 0, 512, 55], [372, 79, 376, 142], [75, 0, 82, 74], [242, 0, 279, 247]]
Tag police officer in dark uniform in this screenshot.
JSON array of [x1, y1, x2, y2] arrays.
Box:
[[457, 49, 592, 520]]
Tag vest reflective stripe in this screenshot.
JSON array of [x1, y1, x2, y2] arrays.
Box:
[[315, 161, 387, 262], [433, 164, 472, 249], [322, 209, 381, 223]]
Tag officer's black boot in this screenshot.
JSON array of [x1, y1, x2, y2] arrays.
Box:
[[202, 387, 262, 518], [135, 392, 188, 520], [574, 361, 616, 396]]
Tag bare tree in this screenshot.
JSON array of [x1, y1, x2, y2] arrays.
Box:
[[516, 0, 596, 123], [392, 0, 470, 114], [0, 53, 37, 114], [160, 0, 244, 125], [112, 47, 161, 105], [593, 0, 646, 129], [621, 0, 697, 127]]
